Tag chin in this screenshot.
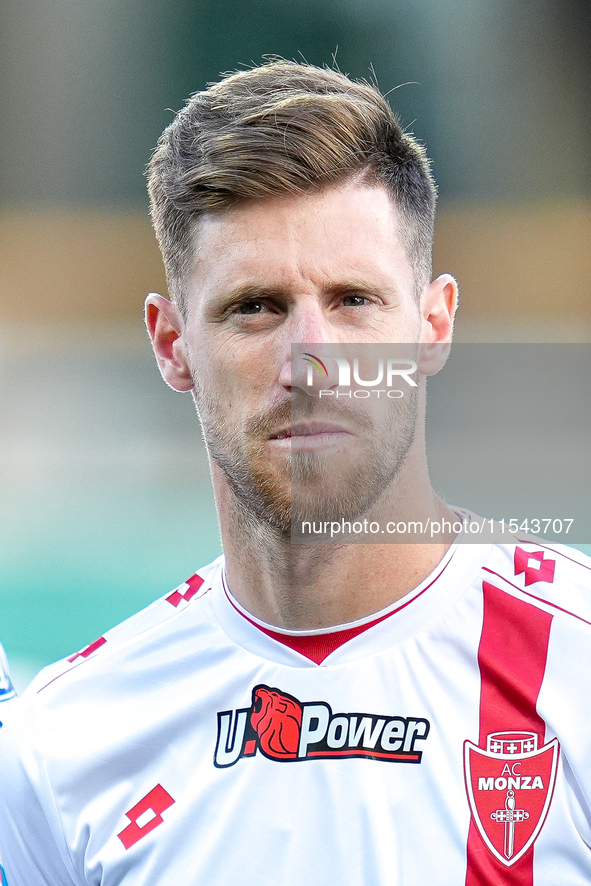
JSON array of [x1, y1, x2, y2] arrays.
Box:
[[215, 426, 415, 538], [238, 451, 392, 536]]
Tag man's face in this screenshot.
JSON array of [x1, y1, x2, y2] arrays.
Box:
[[149, 180, 455, 534]]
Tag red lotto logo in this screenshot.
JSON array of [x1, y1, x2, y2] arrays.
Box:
[[166, 574, 204, 607], [67, 637, 107, 663], [514, 548, 556, 586], [117, 785, 175, 850]]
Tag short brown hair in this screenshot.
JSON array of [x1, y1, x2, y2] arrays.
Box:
[[147, 60, 436, 310]]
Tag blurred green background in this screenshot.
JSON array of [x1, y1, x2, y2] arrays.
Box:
[[1, 0, 590, 690]]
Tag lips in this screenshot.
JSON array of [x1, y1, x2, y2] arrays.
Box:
[[270, 422, 352, 440]]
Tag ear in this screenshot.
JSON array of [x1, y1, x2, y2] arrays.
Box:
[[145, 293, 194, 392], [418, 274, 458, 375]]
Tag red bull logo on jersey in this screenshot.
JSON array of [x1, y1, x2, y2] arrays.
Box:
[[464, 731, 560, 866], [214, 684, 430, 767]]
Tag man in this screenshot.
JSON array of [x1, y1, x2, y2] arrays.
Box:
[[1, 60, 591, 886]]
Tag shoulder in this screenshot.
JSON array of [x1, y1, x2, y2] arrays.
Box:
[[26, 556, 225, 704], [453, 508, 591, 622], [0, 557, 228, 871], [481, 540, 591, 625]]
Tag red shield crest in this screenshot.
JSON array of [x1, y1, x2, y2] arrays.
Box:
[[464, 731, 559, 866]]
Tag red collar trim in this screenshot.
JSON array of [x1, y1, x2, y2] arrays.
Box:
[[223, 558, 451, 664]]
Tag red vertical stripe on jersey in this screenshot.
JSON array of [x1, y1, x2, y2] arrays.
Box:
[[465, 582, 552, 886]]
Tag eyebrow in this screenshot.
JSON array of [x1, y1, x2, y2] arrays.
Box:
[[221, 285, 286, 304], [218, 278, 394, 306], [325, 280, 392, 300]]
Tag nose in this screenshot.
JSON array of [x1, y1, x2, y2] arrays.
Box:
[[277, 300, 339, 392]]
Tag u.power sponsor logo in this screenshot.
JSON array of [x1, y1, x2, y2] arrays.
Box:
[[214, 684, 430, 768]]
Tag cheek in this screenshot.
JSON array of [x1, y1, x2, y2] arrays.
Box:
[[194, 351, 271, 414], [187, 334, 231, 390], [185, 317, 284, 412], [393, 302, 422, 342]]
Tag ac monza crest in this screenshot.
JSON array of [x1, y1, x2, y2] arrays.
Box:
[[464, 731, 559, 866]]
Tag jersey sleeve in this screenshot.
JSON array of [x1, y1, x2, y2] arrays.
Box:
[[0, 697, 80, 886]]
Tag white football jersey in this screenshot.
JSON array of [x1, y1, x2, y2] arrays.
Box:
[[1, 524, 591, 886]]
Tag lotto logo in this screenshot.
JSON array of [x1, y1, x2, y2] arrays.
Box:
[[166, 574, 205, 607], [514, 548, 555, 586], [214, 684, 430, 768], [67, 637, 107, 663], [117, 785, 175, 850]]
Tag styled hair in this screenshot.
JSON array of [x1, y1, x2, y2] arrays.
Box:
[[147, 60, 436, 310]]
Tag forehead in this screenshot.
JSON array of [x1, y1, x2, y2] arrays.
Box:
[[187, 181, 416, 300]]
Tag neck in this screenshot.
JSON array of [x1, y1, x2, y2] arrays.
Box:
[[212, 449, 456, 631]]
